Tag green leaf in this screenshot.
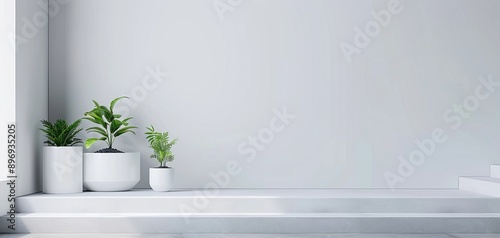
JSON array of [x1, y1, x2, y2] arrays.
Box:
[[92, 100, 103, 116], [114, 126, 137, 137], [85, 138, 99, 149], [110, 119, 123, 134], [100, 106, 113, 123], [110, 96, 128, 112], [84, 137, 106, 149], [122, 117, 133, 123], [87, 126, 108, 137], [144, 125, 178, 166], [83, 112, 107, 128], [40, 119, 83, 146], [121, 117, 133, 126], [91, 108, 103, 117]]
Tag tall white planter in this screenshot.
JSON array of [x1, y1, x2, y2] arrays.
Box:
[[43, 146, 83, 194], [149, 167, 174, 192], [83, 152, 140, 192]]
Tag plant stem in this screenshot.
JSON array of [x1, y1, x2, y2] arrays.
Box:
[[108, 126, 113, 149]]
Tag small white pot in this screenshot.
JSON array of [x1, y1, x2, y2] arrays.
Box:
[[83, 152, 140, 192], [149, 167, 174, 192], [43, 146, 83, 194]]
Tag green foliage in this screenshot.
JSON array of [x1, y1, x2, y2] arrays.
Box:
[[40, 119, 83, 146], [83, 96, 137, 149], [145, 125, 178, 168]]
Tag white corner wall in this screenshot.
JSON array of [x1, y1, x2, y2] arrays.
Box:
[[0, 0, 16, 214], [15, 0, 48, 195], [0, 0, 16, 181], [48, 0, 500, 188]]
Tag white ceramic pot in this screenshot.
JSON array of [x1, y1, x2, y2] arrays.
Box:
[[43, 146, 83, 193], [83, 152, 140, 192], [149, 167, 174, 192]]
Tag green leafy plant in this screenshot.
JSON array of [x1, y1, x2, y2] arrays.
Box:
[[83, 96, 137, 151], [40, 119, 83, 146], [146, 125, 178, 168]]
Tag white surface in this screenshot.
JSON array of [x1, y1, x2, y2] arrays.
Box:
[[150, 168, 174, 192], [16, 0, 49, 196], [459, 176, 500, 197], [1, 212, 500, 233], [43, 147, 83, 193], [83, 152, 140, 191], [48, 0, 500, 189], [13, 189, 500, 214], [490, 165, 500, 178], [3, 188, 499, 233], [15, 188, 493, 198], [0, 0, 16, 180]]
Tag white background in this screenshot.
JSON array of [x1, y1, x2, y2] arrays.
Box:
[[47, 0, 500, 188]]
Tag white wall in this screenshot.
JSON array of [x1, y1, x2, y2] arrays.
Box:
[[0, 0, 16, 180], [15, 0, 48, 195], [0, 0, 16, 214], [49, 0, 500, 188]]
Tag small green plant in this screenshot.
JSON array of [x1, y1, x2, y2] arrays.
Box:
[[40, 119, 83, 146], [146, 125, 178, 168], [83, 96, 137, 152]]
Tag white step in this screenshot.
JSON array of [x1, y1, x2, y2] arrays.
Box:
[[2, 189, 500, 234], [1, 212, 500, 233], [491, 164, 500, 178], [459, 176, 500, 197], [14, 189, 500, 213]]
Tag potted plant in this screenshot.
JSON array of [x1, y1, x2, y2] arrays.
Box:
[[145, 125, 178, 192], [40, 119, 83, 193], [82, 96, 140, 192]]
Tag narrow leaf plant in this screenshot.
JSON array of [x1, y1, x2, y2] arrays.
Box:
[[40, 119, 83, 146]]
